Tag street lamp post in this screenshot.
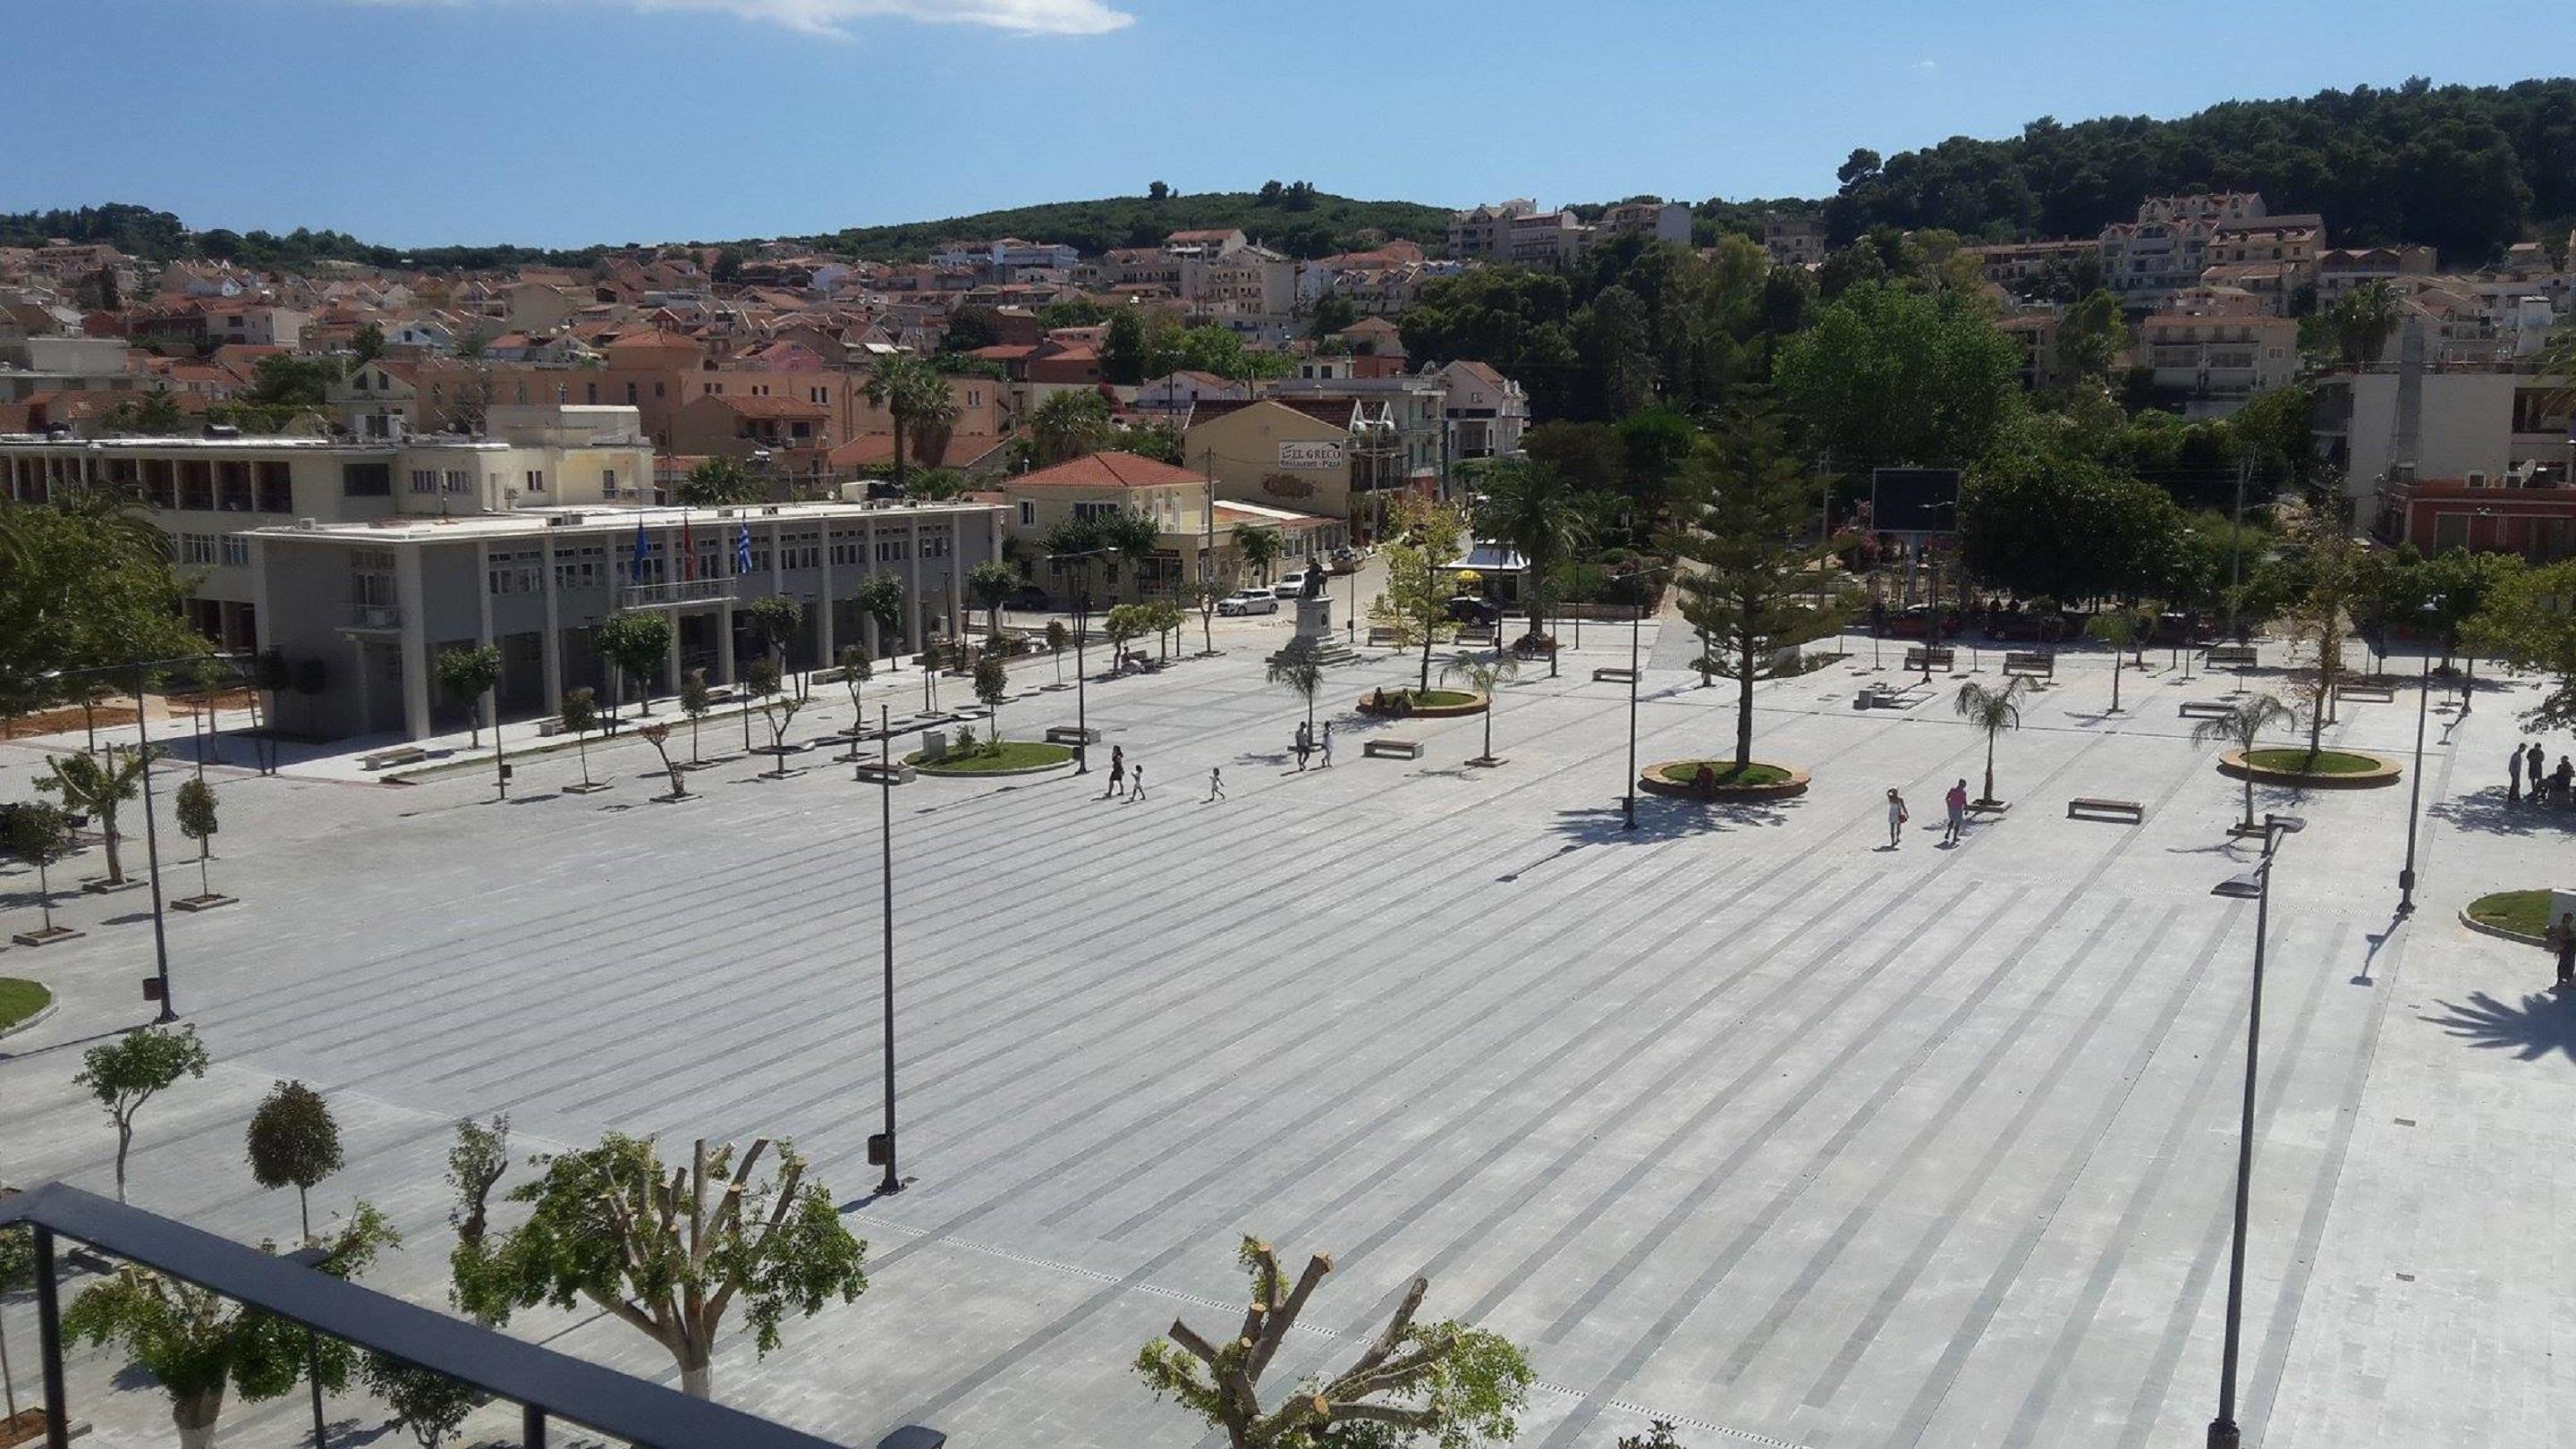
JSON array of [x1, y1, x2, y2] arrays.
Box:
[[1623, 597, 1642, 832], [2396, 601, 2440, 917], [1047, 547, 1112, 774], [2206, 812, 2303, 1449], [875, 704, 902, 1197], [129, 667, 175, 1021]]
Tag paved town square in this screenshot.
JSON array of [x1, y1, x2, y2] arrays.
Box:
[[4, 613, 2566, 1449]]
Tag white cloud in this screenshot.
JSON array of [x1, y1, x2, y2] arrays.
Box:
[[1912, 59, 1937, 72], [356, 0, 1137, 39]]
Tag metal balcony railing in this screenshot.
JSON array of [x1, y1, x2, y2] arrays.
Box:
[[617, 576, 740, 608]]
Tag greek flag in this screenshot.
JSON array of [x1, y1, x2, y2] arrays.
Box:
[[630, 517, 648, 585], [735, 522, 754, 578]]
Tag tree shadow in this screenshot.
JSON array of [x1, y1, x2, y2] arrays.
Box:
[[1546, 795, 1790, 847], [2421, 987, 2576, 1063], [2428, 788, 2576, 840]]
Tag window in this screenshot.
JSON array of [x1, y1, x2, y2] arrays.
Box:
[[443, 470, 470, 495], [221, 536, 250, 567], [343, 462, 392, 497], [585, 382, 598, 404], [654, 381, 665, 397], [487, 550, 541, 595], [409, 469, 438, 495], [181, 533, 218, 565], [1019, 500, 1035, 526], [626, 382, 639, 404], [554, 545, 604, 591], [876, 537, 910, 563], [599, 468, 616, 498], [922, 533, 950, 559], [524, 470, 547, 493]]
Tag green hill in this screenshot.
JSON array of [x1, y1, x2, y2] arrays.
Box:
[[801, 184, 1456, 262]]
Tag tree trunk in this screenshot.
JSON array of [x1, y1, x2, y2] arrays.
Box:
[[1982, 733, 1997, 804], [297, 1185, 310, 1244], [173, 1388, 225, 1449], [101, 812, 124, 886], [1735, 633, 1757, 771], [2241, 771, 2257, 830], [114, 1120, 132, 1202], [680, 1355, 713, 1401], [1481, 703, 1494, 762], [891, 414, 909, 491], [37, 858, 53, 932], [2108, 651, 2123, 712]]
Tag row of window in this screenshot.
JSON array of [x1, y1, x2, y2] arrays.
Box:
[[478, 533, 958, 594], [175, 533, 251, 567]]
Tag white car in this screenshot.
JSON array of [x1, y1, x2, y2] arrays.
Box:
[[1271, 572, 1308, 599], [1217, 589, 1280, 616]]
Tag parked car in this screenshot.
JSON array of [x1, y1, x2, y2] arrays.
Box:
[[1272, 572, 1309, 599], [1445, 595, 1502, 626], [1217, 589, 1280, 616], [1003, 584, 1051, 611], [1328, 546, 1360, 572]]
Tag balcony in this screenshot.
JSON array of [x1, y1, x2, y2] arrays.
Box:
[[341, 602, 401, 634], [617, 577, 740, 609]]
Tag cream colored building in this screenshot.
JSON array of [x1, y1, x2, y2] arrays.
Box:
[[998, 450, 1341, 604]]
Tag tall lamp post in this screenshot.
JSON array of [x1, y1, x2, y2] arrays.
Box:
[[2396, 597, 2440, 918], [1048, 547, 1113, 774], [2206, 811, 2304, 1449], [873, 705, 903, 1197]]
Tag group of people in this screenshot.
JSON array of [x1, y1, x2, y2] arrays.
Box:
[[1882, 781, 1974, 850], [1293, 719, 1334, 772], [2506, 741, 2574, 806]]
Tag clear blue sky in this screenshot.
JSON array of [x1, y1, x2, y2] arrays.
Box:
[[4, 0, 2555, 249]]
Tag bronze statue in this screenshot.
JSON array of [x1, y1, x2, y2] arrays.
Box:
[[1300, 554, 1326, 598]]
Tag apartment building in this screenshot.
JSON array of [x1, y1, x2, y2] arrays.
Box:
[[928, 238, 1082, 275], [1163, 229, 1249, 260], [1182, 245, 1298, 320], [1448, 200, 1538, 258], [1763, 213, 1827, 268], [1504, 210, 1590, 268], [0, 404, 653, 657], [2101, 192, 2275, 307], [2135, 285, 2298, 418], [1425, 360, 1529, 461], [2312, 345, 2575, 497], [2317, 245, 2438, 306], [1996, 309, 2066, 393], [250, 495, 1003, 741], [1598, 201, 1693, 246], [1963, 239, 2101, 292]]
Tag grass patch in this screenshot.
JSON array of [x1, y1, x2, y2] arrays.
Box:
[[905, 740, 1073, 774], [1653, 760, 1792, 788], [0, 978, 53, 1032], [2244, 748, 2382, 775], [1402, 689, 1479, 708], [2468, 889, 2554, 936]]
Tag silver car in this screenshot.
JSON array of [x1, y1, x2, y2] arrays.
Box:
[[1218, 589, 1280, 616]]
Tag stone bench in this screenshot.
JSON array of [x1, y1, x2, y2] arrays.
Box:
[[853, 760, 916, 785], [1044, 724, 1100, 745], [1367, 626, 1404, 648], [2067, 796, 2145, 824], [1591, 666, 1640, 683], [1854, 683, 1914, 710], [360, 746, 428, 771], [2337, 682, 2395, 703], [1902, 646, 1956, 673], [1364, 738, 1423, 760], [2179, 700, 2235, 719], [2002, 651, 2055, 680], [2206, 645, 2258, 669]]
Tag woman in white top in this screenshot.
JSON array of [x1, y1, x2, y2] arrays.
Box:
[[1885, 787, 1908, 849]]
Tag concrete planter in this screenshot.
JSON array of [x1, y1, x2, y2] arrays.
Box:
[[2459, 910, 2545, 948], [9, 926, 82, 948], [1355, 690, 1489, 720], [173, 894, 238, 912], [2217, 748, 2403, 789], [1638, 760, 1812, 803]]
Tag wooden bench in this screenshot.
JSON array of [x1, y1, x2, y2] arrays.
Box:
[[2002, 651, 2055, 680], [2206, 645, 2258, 669], [2067, 797, 2145, 824], [1044, 724, 1100, 745], [360, 746, 428, 771], [1591, 666, 1640, 683], [1455, 624, 1498, 645], [1367, 625, 1404, 648], [2179, 700, 2235, 719], [1902, 646, 1956, 674], [1364, 738, 1423, 760], [2337, 682, 2395, 703]]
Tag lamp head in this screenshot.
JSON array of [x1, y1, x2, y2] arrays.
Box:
[[2211, 870, 2266, 900]]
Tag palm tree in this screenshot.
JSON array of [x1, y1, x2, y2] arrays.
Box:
[[2332, 282, 2405, 368], [1235, 526, 1283, 585], [2083, 605, 2154, 714], [1953, 677, 2028, 808], [1267, 637, 1325, 737], [860, 354, 958, 491], [1442, 648, 1520, 765], [1473, 459, 1589, 649], [38, 745, 157, 885], [2191, 692, 2301, 831]]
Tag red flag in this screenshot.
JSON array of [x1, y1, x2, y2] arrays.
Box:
[[682, 509, 696, 580]]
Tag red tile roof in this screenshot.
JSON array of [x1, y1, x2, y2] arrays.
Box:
[[1008, 451, 1211, 488]]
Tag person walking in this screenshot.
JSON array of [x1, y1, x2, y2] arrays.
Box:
[[1104, 744, 1126, 800], [1885, 787, 1909, 849], [1943, 779, 1969, 847], [2557, 756, 2573, 808], [1129, 762, 1147, 801], [2552, 911, 2576, 988], [1293, 719, 1311, 772], [2509, 741, 2525, 804], [1318, 721, 1334, 769], [1206, 766, 1225, 802]]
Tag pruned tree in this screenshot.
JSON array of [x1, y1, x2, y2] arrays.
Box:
[[6, 799, 76, 936], [1135, 1236, 1530, 1449], [967, 560, 1018, 639], [456, 1132, 868, 1401], [854, 572, 908, 661], [679, 668, 713, 764], [973, 652, 1008, 743], [2283, 501, 2361, 758], [0, 1222, 30, 1419], [1442, 649, 1520, 765], [433, 644, 502, 746], [174, 775, 219, 902], [76, 1023, 209, 1202], [741, 659, 781, 754], [836, 644, 873, 720], [1045, 618, 1070, 687], [362, 1352, 481, 1449], [245, 1080, 343, 1242], [1672, 397, 1852, 772], [445, 1114, 511, 1324], [758, 696, 806, 774], [2082, 602, 2157, 712], [1102, 603, 1148, 668], [639, 722, 687, 798], [558, 688, 600, 791], [743, 594, 803, 697], [64, 1204, 395, 1449], [1953, 677, 2028, 808], [596, 611, 674, 716], [2192, 692, 2301, 830], [36, 744, 158, 886]]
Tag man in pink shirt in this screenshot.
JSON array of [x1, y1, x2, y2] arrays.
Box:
[[1943, 778, 1970, 847]]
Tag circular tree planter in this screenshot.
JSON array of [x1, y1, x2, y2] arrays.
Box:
[[1639, 759, 1811, 802], [2462, 888, 2554, 947], [2218, 747, 2402, 789], [1355, 689, 1488, 720], [905, 740, 1078, 778]]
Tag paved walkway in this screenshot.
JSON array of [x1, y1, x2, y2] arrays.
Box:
[[1, 638, 2566, 1447]]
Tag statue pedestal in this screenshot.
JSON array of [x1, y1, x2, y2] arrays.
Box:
[[1294, 595, 1335, 643]]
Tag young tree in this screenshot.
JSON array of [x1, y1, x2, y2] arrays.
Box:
[[1102, 604, 1148, 669], [245, 1080, 343, 1242], [1147, 597, 1187, 662], [1235, 526, 1283, 584], [75, 1023, 211, 1202], [596, 611, 674, 716], [433, 644, 503, 746], [458, 1133, 868, 1401], [174, 775, 220, 902], [1953, 677, 2029, 808], [1473, 458, 1589, 649], [758, 696, 807, 773], [743, 595, 802, 694], [64, 1205, 395, 1449], [36, 744, 158, 886], [973, 652, 1008, 743], [966, 560, 1018, 639], [836, 644, 874, 724], [2283, 503, 2361, 759], [741, 659, 780, 753], [0, 1223, 28, 1419], [1267, 637, 1326, 737], [1045, 618, 1070, 686], [362, 1352, 481, 1449], [639, 722, 687, 798], [7, 799, 77, 936], [1369, 498, 1470, 694], [679, 668, 714, 764], [1136, 1236, 1530, 1449], [558, 688, 600, 791], [854, 573, 909, 661], [1442, 649, 1520, 765], [1673, 400, 1852, 772], [445, 1114, 512, 1324], [2193, 693, 2302, 829], [2082, 605, 2155, 713]]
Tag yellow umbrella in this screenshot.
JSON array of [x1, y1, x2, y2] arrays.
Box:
[[1453, 569, 1483, 586]]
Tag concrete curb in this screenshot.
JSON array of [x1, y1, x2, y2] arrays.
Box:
[[1638, 760, 1813, 803], [2458, 908, 2546, 948], [0, 994, 60, 1045], [2217, 748, 2404, 789]]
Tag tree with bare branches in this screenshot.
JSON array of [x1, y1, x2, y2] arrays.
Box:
[[1136, 1236, 1530, 1449]]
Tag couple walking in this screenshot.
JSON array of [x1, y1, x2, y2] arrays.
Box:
[[1884, 781, 1972, 849], [1294, 719, 1334, 771]]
